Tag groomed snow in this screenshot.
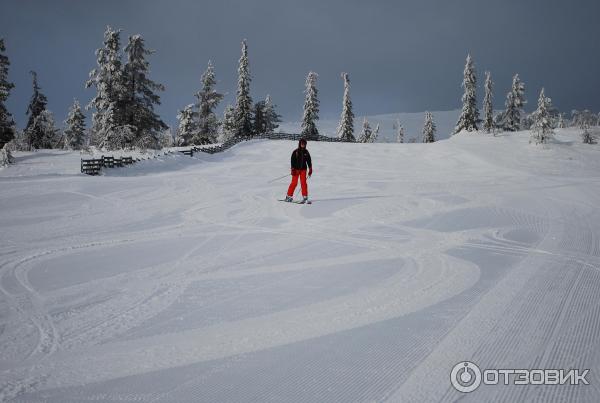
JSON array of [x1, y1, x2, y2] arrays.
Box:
[[1, 128, 600, 402]]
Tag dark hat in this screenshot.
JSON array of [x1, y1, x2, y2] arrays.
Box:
[[298, 138, 307, 147]]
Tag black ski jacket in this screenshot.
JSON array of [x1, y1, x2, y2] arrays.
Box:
[[291, 148, 312, 170]]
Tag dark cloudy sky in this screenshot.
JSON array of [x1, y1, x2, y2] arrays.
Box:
[[2, 0, 599, 128]]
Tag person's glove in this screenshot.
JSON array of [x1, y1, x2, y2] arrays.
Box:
[[308, 168, 313, 177]]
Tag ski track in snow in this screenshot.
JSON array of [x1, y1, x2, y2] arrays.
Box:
[[1, 130, 600, 402]]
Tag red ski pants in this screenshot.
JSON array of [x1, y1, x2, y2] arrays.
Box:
[[287, 169, 308, 197]]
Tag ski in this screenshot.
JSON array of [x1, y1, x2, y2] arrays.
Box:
[[277, 199, 312, 204]]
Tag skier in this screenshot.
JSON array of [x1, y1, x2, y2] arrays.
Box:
[[285, 138, 313, 203]]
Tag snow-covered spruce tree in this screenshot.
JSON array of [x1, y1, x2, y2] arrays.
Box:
[[358, 117, 372, 143], [337, 72, 355, 141], [370, 123, 379, 143], [483, 71, 494, 133], [422, 111, 436, 143], [123, 34, 167, 149], [529, 88, 554, 145], [571, 110, 596, 129], [10, 128, 28, 151], [24, 71, 50, 149], [220, 104, 236, 142], [25, 71, 47, 132], [394, 119, 404, 143], [176, 104, 196, 146], [263, 95, 281, 134], [25, 110, 60, 149], [194, 60, 223, 144], [86, 26, 127, 149], [501, 74, 526, 131], [253, 100, 266, 135], [64, 99, 87, 150], [581, 123, 594, 144], [0, 146, 14, 167], [0, 38, 16, 149], [521, 113, 534, 130], [557, 113, 566, 129], [577, 112, 595, 144], [454, 54, 479, 134], [301, 71, 319, 140], [234, 40, 253, 137], [252, 95, 282, 135], [158, 127, 174, 148]]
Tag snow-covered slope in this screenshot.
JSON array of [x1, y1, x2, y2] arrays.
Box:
[[279, 109, 461, 142], [1, 129, 600, 402]]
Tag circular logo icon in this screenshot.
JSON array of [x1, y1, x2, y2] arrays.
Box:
[[450, 361, 482, 393]]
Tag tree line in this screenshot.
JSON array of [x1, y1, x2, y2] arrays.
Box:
[[1, 34, 599, 166]]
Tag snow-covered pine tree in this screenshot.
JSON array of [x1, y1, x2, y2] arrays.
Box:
[[557, 113, 565, 129], [25, 71, 47, 132], [25, 110, 59, 149], [176, 104, 196, 146], [24, 71, 50, 149], [253, 100, 266, 135], [337, 72, 355, 141], [571, 110, 596, 129], [64, 99, 87, 150], [393, 119, 404, 143], [370, 123, 379, 143], [521, 113, 534, 130], [454, 54, 479, 134], [158, 127, 174, 148], [483, 71, 494, 133], [0, 146, 14, 167], [0, 38, 15, 149], [123, 34, 167, 149], [263, 95, 281, 134], [234, 39, 253, 137], [220, 104, 236, 142], [501, 74, 526, 131], [86, 26, 126, 149], [358, 117, 372, 143], [581, 123, 594, 144], [301, 71, 319, 140], [578, 111, 595, 144], [530, 88, 554, 145], [194, 60, 223, 144], [422, 111, 436, 143]]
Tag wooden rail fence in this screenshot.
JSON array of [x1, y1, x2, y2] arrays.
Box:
[[82, 133, 350, 175]]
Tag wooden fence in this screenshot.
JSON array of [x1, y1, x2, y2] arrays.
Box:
[[81, 133, 350, 175]]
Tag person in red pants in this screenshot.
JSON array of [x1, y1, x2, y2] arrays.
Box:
[[285, 138, 313, 202]]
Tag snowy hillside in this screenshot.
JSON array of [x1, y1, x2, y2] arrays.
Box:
[[279, 109, 461, 142], [1, 129, 600, 402]]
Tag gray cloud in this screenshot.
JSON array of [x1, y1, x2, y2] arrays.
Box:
[[2, 0, 600, 129]]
